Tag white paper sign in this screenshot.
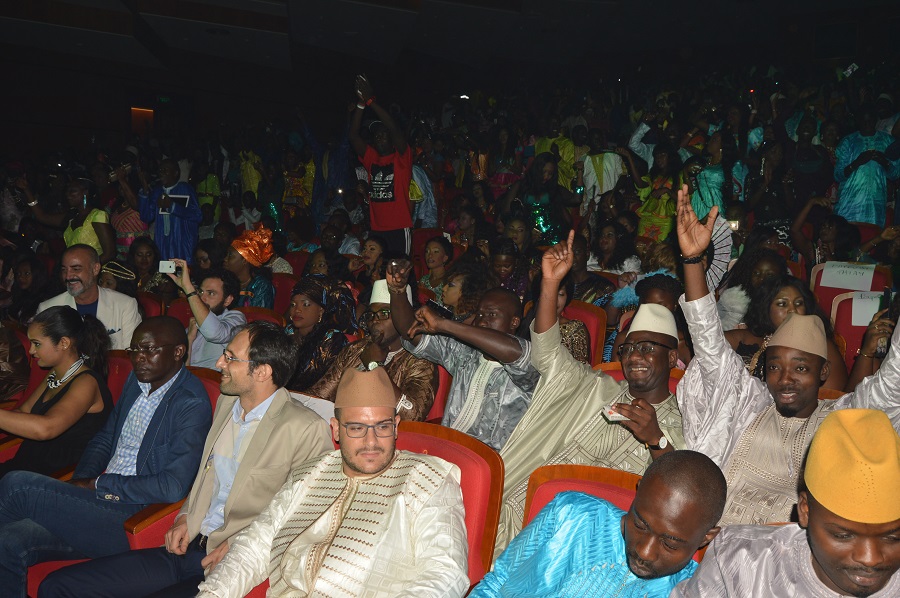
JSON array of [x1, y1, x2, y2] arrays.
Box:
[[289, 392, 335, 423], [851, 291, 883, 327], [819, 262, 875, 291]]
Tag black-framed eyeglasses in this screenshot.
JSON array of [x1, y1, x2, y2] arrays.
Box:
[[341, 421, 396, 438], [360, 308, 391, 323], [617, 340, 673, 358], [126, 344, 175, 356], [221, 349, 255, 364]]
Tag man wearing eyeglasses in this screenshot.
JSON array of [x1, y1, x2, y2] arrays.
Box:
[[164, 259, 247, 369], [308, 279, 437, 421], [0, 316, 212, 596], [40, 321, 334, 598], [195, 366, 469, 598], [494, 230, 685, 555]]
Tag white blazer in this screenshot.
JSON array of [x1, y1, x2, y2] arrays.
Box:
[[38, 287, 141, 350]]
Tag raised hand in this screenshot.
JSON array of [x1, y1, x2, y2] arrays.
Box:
[[676, 183, 716, 257], [542, 230, 575, 282], [355, 74, 374, 103], [385, 258, 413, 295]]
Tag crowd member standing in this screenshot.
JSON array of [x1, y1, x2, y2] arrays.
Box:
[[137, 159, 202, 260], [349, 75, 413, 254]]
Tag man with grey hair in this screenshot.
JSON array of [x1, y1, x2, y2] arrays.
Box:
[[37, 243, 141, 350]]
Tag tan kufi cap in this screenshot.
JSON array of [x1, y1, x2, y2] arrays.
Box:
[[335, 367, 400, 410], [768, 313, 827, 359], [370, 279, 412, 305], [629, 303, 678, 342], [805, 409, 900, 524]]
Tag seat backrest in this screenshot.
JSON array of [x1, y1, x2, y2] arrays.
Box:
[[284, 250, 310, 275], [235, 306, 286, 328], [396, 421, 504, 586], [107, 350, 134, 404], [809, 262, 891, 319], [425, 365, 450, 422], [187, 366, 222, 413], [417, 285, 436, 304], [594, 362, 684, 395], [562, 300, 608, 367], [166, 297, 192, 328], [831, 291, 880, 372], [523, 465, 641, 526], [271, 273, 300, 316], [136, 291, 164, 318]]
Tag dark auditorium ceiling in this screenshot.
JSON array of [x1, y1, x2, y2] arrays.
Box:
[[2, 0, 899, 75]]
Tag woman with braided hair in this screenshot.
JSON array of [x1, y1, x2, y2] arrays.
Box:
[[285, 274, 359, 391]]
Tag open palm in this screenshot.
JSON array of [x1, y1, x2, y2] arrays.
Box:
[[675, 184, 717, 257]]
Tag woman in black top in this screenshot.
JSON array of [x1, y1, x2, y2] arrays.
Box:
[[0, 306, 112, 478]]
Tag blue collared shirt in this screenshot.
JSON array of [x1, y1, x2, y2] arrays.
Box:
[[200, 392, 276, 536], [106, 369, 182, 476]]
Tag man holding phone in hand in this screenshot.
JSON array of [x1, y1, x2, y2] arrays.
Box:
[[494, 230, 685, 555]]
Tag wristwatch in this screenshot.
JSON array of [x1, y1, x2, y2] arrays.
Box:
[[363, 361, 382, 371], [647, 435, 669, 451]]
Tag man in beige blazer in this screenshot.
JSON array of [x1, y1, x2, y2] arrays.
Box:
[[39, 321, 334, 598], [37, 244, 141, 350]]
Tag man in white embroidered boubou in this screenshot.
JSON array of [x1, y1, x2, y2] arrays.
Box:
[[196, 366, 469, 598], [495, 229, 685, 555], [675, 183, 900, 527]]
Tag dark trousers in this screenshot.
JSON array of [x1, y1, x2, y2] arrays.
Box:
[[377, 227, 412, 255], [38, 536, 207, 598]]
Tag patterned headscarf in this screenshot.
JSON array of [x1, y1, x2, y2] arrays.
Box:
[[232, 223, 274, 267], [291, 274, 359, 334]]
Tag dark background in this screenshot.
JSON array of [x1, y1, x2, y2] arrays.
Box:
[[3, 0, 899, 154]]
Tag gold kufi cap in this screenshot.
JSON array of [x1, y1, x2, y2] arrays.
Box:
[[806, 409, 900, 524]]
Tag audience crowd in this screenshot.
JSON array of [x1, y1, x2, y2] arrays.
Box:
[[0, 62, 899, 597]]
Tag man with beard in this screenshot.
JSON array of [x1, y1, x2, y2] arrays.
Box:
[[308, 279, 437, 421], [165, 259, 247, 369], [39, 321, 333, 597], [675, 186, 900, 526], [674, 409, 900, 597], [471, 450, 725, 597], [495, 230, 684, 554], [0, 317, 211, 596], [37, 244, 141, 350], [195, 366, 469, 597]]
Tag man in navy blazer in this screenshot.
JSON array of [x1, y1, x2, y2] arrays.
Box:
[[0, 316, 212, 597]]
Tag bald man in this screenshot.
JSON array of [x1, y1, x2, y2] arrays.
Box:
[[470, 450, 725, 597], [388, 262, 540, 450], [0, 316, 212, 596]]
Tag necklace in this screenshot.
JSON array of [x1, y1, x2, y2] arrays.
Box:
[[47, 358, 85, 389]]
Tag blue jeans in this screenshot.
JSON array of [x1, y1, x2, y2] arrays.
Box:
[[0, 471, 145, 598]]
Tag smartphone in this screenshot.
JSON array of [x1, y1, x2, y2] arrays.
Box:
[[602, 400, 631, 423], [426, 299, 454, 320], [728, 220, 741, 231], [875, 288, 893, 359], [159, 261, 182, 276]]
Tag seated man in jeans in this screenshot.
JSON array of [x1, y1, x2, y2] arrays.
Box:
[[0, 316, 212, 597]]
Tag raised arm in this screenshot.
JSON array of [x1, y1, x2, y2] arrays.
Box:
[[677, 184, 716, 301], [349, 97, 367, 158], [356, 75, 408, 153], [408, 306, 524, 364], [536, 230, 575, 334], [386, 260, 420, 346], [790, 197, 829, 265]]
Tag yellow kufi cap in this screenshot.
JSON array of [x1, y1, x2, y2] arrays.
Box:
[[805, 409, 900, 524], [335, 367, 401, 410]]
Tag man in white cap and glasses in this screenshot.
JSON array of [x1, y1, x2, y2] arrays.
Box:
[[308, 279, 438, 421], [675, 185, 900, 527], [196, 366, 469, 598], [674, 408, 900, 597], [494, 230, 686, 554]]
